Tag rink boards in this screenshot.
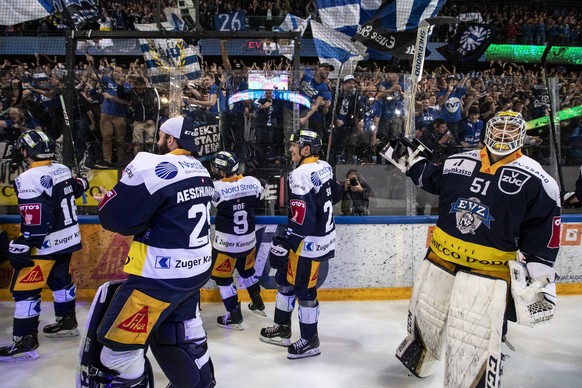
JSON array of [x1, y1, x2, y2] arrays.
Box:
[[1, 215, 582, 301]]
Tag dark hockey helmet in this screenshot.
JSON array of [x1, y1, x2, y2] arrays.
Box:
[[290, 129, 321, 156], [18, 129, 55, 160], [211, 151, 239, 176]]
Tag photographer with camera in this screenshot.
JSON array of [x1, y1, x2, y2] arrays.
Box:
[[341, 168, 372, 216]]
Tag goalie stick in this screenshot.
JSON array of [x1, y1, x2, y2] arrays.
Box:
[[540, 37, 566, 194], [405, 16, 457, 139]]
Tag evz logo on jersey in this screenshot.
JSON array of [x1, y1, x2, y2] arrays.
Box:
[[290, 199, 306, 225], [450, 197, 495, 234], [498, 168, 531, 194], [20, 203, 41, 226]]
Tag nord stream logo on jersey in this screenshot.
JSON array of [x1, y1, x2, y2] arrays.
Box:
[[498, 168, 531, 194], [155, 162, 179, 180], [105, 290, 170, 345], [155, 256, 171, 269]]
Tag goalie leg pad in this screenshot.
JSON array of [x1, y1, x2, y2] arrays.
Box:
[[396, 259, 455, 377], [444, 271, 507, 388], [77, 280, 124, 388], [150, 317, 215, 388]]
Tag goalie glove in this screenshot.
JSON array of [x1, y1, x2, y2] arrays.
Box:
[[509, 260, 556, 327], [268, 236, 291, 271], [562, 191, 580, 208], [380, 137, 432, 173], [8, 239, 34, 270]]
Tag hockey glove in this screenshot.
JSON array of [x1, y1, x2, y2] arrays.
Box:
[[380, 137, 432, 173], [8, 239, 34, 270], [509, 260, 556, 327], [268, 236, 291, 271], [562, 191, 580, 208]]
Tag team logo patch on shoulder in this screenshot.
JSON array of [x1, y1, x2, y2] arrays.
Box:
[[290, 199, 307, 225], [450, 197, 495, 234], [443, 158, 476, 176], [498, 168, 531, 194], [20, 203, 41, 225], [310, 171, 321, 186], [40, 175, 53, 189], [155, 161, 179, 180]]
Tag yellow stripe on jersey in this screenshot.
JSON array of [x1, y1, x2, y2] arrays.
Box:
[[430, 226, 517, 271], [124, 241, 148, 276]]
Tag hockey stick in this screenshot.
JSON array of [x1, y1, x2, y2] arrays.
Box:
[[540, 37, 566, 194], [405, 16, 457, 139], [60, 94, 87, 204]]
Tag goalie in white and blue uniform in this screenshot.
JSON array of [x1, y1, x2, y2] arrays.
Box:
[[382, 111, 561, 388], [210, 151, 265, 330], [83, 116, 216, 387]]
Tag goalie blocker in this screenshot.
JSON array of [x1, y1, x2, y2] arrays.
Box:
[[380, 137, 433, 173]]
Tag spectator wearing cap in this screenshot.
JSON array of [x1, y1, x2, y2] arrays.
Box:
[[21, 72, 64, 140], [298, 63, 333, 140], [458, 105, 484, 150], [128, 76, 159, 155], [331, 74, 358, 164], [437, 74, 466, 139]]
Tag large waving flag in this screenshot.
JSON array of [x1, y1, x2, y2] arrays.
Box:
[[135, 23, 201, 86], [354, 0, 448, 57], [311, 20, 367, 78], [275, 14, 310, 59], [437, 22, 498, 64], [0, 0, 54, 25]]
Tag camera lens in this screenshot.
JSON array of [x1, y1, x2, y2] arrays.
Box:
[[350, 178, 358, 186]]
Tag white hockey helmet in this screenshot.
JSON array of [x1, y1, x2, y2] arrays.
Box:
[[484, 110, 527, 157]]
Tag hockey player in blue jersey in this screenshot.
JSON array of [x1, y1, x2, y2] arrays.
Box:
[[87, 116, 216, 387], [382, 111, 561, 387], [260, 130, 342, 359], [0, 129, 88, 362], [210, 151, 266, 329]]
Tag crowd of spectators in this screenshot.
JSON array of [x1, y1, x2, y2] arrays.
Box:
[[2, 0, 581, 47], [0, 1, 581, 179]]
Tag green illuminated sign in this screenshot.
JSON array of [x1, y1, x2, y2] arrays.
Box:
[[485, 44, 582, 65], [526, 105, 582, 130]]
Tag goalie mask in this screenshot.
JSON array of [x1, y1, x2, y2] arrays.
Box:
[[484, 111, 527, 157], [211, 151, 239, 177], [290, 130, 321, 156]]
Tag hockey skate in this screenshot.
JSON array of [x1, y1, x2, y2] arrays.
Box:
[[217, 305, 244, 330], [0, 332, 40, 362], [259, 323, 292, 346], [248, 293, 267, 317], [287, 335, 321, 359], [43, 314, 80, 338], [248, 301, 267, 317]]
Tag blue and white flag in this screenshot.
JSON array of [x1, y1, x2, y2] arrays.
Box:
[[55, 0, 99, 30], [436, 22, 498, 63], [135, 23, 201, 87], [163, 7, 187, 31], [311, 20, 367, 78], [0, 0, 54, 25], [354, 0, 448, 57], [275, 14, 310, 59]]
